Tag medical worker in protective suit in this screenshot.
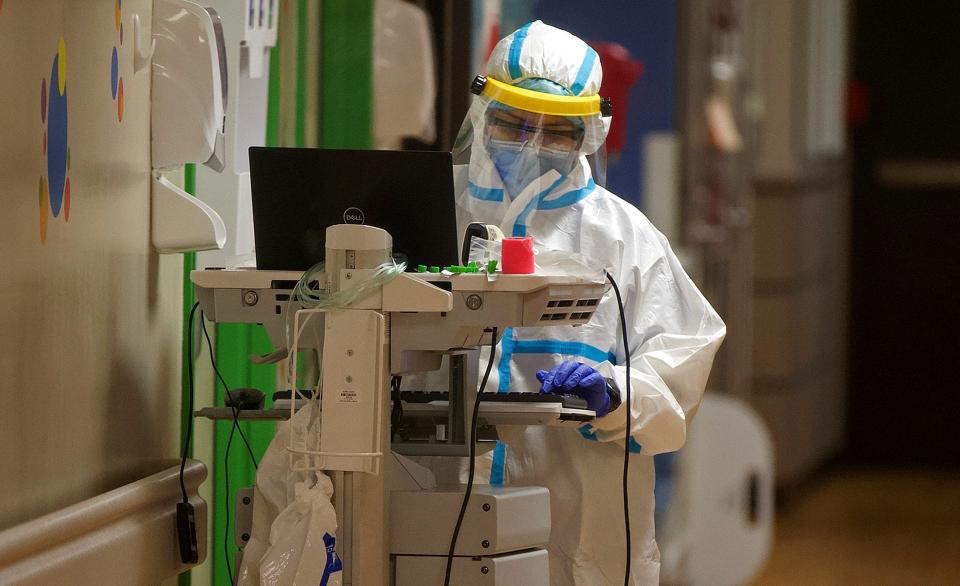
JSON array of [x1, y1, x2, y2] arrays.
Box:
[[453, 21, 726, 585]]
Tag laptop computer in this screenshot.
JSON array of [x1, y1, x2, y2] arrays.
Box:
[[248, 147, 459, 270]]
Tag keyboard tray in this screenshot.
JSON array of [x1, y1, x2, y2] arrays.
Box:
[[400, 390, 588, 410]]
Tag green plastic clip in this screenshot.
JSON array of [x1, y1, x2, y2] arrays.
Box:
[[430, 266, 441, 273], [486, 260, 498, 273], [417, 264, 427, 273]]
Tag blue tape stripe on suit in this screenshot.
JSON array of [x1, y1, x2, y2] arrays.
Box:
[[490, 441, 507, 486], [579, 424, 599, 441], [507, 22, 534, 80], [570, 47, 598, 95], [511, 179, 594, 236], [468, 182, 505, 202], [511, 176, 566, 237], [511, 339, 615, 364], [490, 328, 515, 486]]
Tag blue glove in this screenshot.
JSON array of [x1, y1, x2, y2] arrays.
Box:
[[536, 361, 611, 417]]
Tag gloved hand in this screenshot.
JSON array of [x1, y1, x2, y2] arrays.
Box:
[[536, 361, 611, 417]]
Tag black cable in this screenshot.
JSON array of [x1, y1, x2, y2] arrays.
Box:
[[390, 375, 403, 439], [444, 326, 499, 586], [180, 302, 200, 503], [223, 422, 237, 585], [605, 271, 633, 586], [198, 311, 259, 585], [200, 311, 259, 469]]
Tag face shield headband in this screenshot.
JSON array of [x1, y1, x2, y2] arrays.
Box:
[[471, 75, 612, 118]]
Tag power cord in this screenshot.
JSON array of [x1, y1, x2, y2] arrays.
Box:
[[199, 312, 259, 585], [444, 326, 499, 586], [177, 303, 201, 565], [222, 419, 238, 584], [180, 302, 200, 504], [200, 313, 259, 466], [605, 271, 634, 586]]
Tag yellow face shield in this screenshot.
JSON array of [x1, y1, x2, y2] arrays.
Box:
[[470, 75, 613, 118]]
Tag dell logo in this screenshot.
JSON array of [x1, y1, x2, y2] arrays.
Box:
[[343, 207, 366, 224]]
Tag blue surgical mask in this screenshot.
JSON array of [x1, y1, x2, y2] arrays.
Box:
[[487, 138, 573, 198]]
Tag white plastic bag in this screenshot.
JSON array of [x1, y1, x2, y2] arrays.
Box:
[[237, 404, 342, 586], [259, 474, 342, 586]]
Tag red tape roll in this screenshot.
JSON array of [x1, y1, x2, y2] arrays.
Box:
[[501, 237, 535, 274]]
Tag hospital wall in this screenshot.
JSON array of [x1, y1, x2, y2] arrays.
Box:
[[0, 0, 184, 529], [533, 0, 677, 208], [745, 0, 849, 484]]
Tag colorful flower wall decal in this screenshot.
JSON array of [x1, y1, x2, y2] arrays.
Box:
[[39, 37, 70, 244], [111, 0, 124, 122]]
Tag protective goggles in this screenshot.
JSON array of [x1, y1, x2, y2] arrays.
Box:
[[484, 111, 584, 153], [471, 75, 613, 118]]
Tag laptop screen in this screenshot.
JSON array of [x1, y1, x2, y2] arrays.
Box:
[[249, 147, 459, 271]]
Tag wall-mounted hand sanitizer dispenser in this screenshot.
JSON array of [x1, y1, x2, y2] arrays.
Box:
[[195, 0, 278, 269], [152, 0, 226, 169], [150, 0, 229, 254]]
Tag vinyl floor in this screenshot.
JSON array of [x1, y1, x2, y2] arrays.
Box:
[[753, 468, 960, 585]]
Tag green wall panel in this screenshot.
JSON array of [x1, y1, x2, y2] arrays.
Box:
[[320, 0, 374, 149]]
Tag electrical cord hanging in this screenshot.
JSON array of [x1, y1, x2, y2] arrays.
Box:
[[179, 302, 200, 504], [390, 375, 404, 439], [201, 312, 259, 468], [444, 326, 499, 586], [199, 311, 259, 585], [605, 271, 634, 586], [222, 420, 237, 584]]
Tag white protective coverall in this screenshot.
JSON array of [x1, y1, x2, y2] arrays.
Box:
[[452, 21, 726, 585]]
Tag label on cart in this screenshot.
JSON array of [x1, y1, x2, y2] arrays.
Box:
[[338, 389, 359, 403]]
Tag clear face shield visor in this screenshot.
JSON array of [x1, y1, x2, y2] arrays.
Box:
[[454, 76, 612, 190], [484, 108, 585, 183]]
